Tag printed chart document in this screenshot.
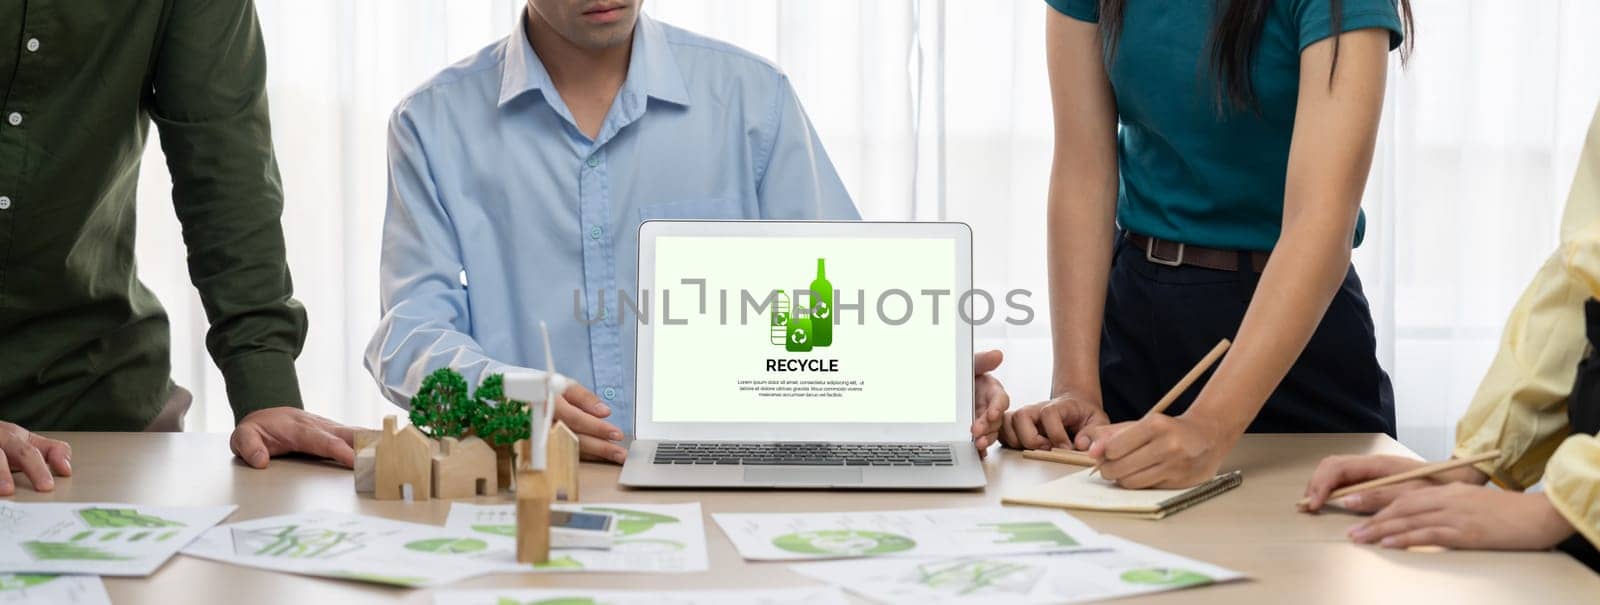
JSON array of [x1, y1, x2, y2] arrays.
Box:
[[711, 507, 1103, 561], [445, 502, 709, 573], [433, 586, 849, 605], [182, 511, 510, 587], [790, 535, 1246, 604], [0, 502, 236, 576], [0, 574, 110, 605]]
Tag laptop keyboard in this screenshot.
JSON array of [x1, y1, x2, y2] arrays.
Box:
[[651, 442, 955, 466]]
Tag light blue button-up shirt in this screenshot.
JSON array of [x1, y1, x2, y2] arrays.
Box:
[[366, 14, 860, 435]]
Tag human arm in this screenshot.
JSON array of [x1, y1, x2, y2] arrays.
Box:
[[150, 0, 309, 424], [364, 107, 626, 463], [753, 74, 861, 220], [999, 8, 1118, 452], [1086, 29, 1392, 488], [150, 0, 361, 467]]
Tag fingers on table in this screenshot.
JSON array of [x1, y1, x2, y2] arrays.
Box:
[[230, 425, 272, 469], [3, 434, 57, 492], [1353, 510, 1457, 546], [1302, 455, 1406, 511], [556, 402, 624, 441], [1015, 409, 1052, 450], [1039, 410, 1073, 449], [28, 433, 72, 477], [577, 434, 627, 463], [306, 428, 357, 468], [1332, 482, 1430, 514]]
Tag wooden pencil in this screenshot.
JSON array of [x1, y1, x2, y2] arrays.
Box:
[[1296, 450, 1501, 509], [1090, 338, 1232, 477], [1023, 449, 1095, 466]]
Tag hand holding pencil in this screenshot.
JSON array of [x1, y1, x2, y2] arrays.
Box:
[[1079, 339, 1236, 490], [1300, 452, 1494, 513]]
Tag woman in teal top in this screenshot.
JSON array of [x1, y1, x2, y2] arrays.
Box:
[[1001, 0, 1413, 489]]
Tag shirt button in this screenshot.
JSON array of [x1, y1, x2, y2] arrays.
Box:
[[0, 196, 10, 210], [26, 38, 40, 53], [603, 387, 616, 400], [589, 226, 603, 240], [6, 113, 20, 127], [585, 155, 599, 168]]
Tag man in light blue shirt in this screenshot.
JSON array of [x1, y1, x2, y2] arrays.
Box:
[[368, 0, 1011, 463]]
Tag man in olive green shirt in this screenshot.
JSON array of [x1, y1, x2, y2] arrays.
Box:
[[0, 0, 356, 495]]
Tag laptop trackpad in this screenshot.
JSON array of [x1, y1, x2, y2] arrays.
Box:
[[743, 467, 864, 485]]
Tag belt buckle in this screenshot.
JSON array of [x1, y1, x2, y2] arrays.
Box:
[[1145, 237, 1185, 267]]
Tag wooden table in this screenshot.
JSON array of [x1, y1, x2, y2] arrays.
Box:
[[13, 432, 1598, 604]]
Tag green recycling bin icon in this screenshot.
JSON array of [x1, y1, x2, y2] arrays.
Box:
[[769, 259, 836, 352]]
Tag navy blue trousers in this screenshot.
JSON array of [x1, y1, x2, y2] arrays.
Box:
[[1098, 236, 1396, 435]]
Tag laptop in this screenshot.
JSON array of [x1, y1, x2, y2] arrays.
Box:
[[619, 220, 985, 489]]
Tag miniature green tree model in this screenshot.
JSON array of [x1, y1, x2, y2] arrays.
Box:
[[471, 373, 532, 447], [408, 367, 478, 439]]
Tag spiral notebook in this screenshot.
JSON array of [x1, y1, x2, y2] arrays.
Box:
[[1001, 468, 1243, 520]]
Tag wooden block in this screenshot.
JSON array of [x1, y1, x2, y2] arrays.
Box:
[[353, 446, 376, 493], [353, 428, 380, 453], [432, 436, 499, 499], [374, 415, 436, 501], [546, 421, 580, 502], [512, 438, 530, 492], [511, 436, 555, 563]]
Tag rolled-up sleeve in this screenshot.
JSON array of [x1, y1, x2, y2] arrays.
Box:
[[364, 107, 550, 404], [1545, 436, 1600, 552], [151, 0, 307, 423], [1455, 101, 1600, 489], [1452, 249, 1589, 490]]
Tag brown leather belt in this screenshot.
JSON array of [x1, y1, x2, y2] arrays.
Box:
[[1125, 232, 1270, 273]]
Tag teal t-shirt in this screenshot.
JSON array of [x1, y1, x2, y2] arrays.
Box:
[[1047, 0, 1403, 251]]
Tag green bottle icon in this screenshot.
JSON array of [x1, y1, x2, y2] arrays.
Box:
[[809, 258, 833, 347], [785, 290, 813, 352]]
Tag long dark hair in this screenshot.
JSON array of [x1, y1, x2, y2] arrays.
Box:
[[1099, 0, 1415, 113]]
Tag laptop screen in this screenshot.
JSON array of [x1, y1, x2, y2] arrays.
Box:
[[648, 234, 959, 425]]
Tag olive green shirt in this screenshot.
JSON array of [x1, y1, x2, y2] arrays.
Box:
[[0, 0, 307, 429]]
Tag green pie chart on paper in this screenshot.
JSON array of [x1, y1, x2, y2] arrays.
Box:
[[403, 537, 488, 554], [772, 530, 916, 556], [1119, 567, 1212, 587]]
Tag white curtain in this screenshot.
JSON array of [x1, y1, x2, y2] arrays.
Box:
[[135, 0, 1600, 461]]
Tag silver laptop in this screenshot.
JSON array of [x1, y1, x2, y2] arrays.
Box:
[[619, 220, 984, 489]]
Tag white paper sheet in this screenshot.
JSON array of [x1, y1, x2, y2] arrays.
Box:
[[181, 511, 511, 587], [444, 502, 709, 573], [0, 574, 110, 605], [0, 502, 236, 576], [711, 507, 1103, 561], [789, 535, 1246, 604], [432, 586, 849, 605]]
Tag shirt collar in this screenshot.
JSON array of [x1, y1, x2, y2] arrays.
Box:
[[498, 13, 691, 109]]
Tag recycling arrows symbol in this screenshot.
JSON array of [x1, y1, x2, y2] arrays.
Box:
[[813, 301, 830, 319], [791, 328, 808, 344]]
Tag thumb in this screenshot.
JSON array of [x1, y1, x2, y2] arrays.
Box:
[[230, 426, 270, 469], [973, 350, 1004, 375]]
